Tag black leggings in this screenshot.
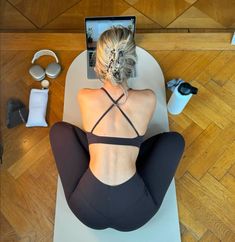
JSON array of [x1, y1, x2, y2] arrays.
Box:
[[49, 121, 185, 232]]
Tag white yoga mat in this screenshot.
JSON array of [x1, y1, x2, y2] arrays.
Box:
[[53, 46, 181, 242]]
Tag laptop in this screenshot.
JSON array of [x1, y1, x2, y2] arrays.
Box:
[[85, 16, 136, 79]]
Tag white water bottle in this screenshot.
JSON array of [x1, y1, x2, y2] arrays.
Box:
[[167, 82, 198, 115]]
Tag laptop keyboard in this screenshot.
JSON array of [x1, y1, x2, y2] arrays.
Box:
[[89, 52, 96, 67]]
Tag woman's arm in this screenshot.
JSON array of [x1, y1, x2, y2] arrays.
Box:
[[146, 89, 157, 122], [77, 89, 88, 130]]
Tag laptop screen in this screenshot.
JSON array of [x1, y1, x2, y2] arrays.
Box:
[[85, 16, 136, 50]]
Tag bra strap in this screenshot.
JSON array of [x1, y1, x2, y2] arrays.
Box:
[[91, 92, 125, 133], [115, 106, 140, 136], [101, 87, 139, 136], [101, 87, 131, 104]]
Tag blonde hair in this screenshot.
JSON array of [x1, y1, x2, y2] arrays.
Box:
[[94, 26, 137, 104]]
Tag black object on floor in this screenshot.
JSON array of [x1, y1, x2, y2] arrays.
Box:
[[6, 98, 29, 128]]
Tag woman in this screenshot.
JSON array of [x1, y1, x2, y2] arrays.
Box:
[[49, 26, 185, 232]]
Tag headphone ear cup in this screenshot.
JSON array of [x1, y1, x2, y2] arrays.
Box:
[[46, 62, 61, 79], [29, 65, 45, 81]]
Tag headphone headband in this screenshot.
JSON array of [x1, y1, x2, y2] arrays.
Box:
[[31, 49, 59, 64]]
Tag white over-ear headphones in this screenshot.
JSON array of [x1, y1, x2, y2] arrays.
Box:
[[29, 49, 62, 81]]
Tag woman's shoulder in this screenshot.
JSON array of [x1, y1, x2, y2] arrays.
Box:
[[78, 87, 155, 95], [77, 88, 94, 96], [140, 88, 156, 97], [78, 87, 156, 106], [132, 88, 156, 104], [77, 88, 94, 102]]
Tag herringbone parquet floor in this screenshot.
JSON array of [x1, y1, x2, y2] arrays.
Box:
[[1, 0, 235, 31], [0, 33, 235, 242]]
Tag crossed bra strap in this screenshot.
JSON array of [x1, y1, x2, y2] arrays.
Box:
[[90, 87, 140, 136]]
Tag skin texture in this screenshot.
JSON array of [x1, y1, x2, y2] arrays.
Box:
[[77, 80, 156, 185]]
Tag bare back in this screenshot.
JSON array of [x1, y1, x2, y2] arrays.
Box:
[[78, 87, 156, 185]]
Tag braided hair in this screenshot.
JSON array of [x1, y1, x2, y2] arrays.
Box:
[[94, 26, 137, 105]]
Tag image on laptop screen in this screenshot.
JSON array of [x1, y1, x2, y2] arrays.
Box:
[[85, 16, 136, 50]]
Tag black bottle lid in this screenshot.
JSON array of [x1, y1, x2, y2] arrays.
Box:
[[178, 82, 198, 95]]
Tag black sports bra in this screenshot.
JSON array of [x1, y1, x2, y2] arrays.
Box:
[[85, 87, 145, 148]]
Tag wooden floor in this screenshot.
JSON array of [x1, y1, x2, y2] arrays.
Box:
[[0, 33, 235, 241], [1, 0, 235, 31]]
